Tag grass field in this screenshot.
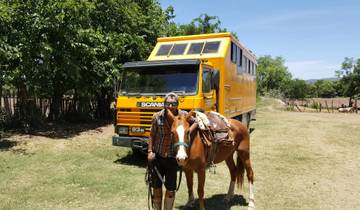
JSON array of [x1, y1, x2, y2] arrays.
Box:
[[1, 98, 359, 210]]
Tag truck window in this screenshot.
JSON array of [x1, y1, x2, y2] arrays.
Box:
[[170, 43, 187, 55], [187, 42, 204, 54], [202, 68, 212, 93], [231, 42, 237, 63], [202, 41, 220, 53], [156, 44, 172, 56], [121, 65, 199, 95]]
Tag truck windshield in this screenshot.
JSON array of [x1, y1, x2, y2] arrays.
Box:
[[120, 64, 199, 95]]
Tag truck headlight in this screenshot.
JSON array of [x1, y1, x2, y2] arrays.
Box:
[[118, 126, 128, 135]]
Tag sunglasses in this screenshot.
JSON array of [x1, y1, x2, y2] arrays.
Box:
[[164, 101, 179, 107]]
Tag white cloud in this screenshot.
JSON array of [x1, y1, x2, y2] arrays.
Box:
[[285, 60, 340, 80]]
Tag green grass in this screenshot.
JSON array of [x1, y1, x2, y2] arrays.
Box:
[[1, 98, 360, 209]]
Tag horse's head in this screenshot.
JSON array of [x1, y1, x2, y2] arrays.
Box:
[[167, 110, 196, 166]]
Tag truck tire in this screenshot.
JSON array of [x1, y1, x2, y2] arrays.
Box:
[[241, 113, 250, 129], [132, 148, 145, 156]]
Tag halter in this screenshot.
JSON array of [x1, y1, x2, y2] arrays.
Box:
[[173, 131, 191, 149], [172, 131, 191, 193]]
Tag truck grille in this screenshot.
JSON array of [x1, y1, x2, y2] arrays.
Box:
[[117, 108, 162, 132], [117, 108, 191, 133]]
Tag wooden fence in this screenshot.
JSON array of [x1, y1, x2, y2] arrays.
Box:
[[285, 98, 359, 113], [0, 91, 104, 119], [0, 91, 17, 116]]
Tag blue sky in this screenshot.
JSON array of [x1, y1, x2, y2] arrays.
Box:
[[158, 0, 360, 80]]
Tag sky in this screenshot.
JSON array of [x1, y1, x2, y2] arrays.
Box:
[[158, 0, 360, 80]]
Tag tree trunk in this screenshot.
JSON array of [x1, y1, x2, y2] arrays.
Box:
[[95, 88, 110, 120], [17, 82, 28, 121], [349, 96, 353, 107], [48, 85, 63, 121], [0, 84, 2, 108]]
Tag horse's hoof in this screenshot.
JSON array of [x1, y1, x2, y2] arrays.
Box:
[[185, 199, 196, 207], [248, 200, 255, 210]]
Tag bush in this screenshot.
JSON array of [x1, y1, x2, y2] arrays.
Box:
[[0, 107, 11, 132], [309, 101, 321, 110], [12, 101, 46, 130], [63, 111, 94, 123], [284, 104, 295, 112], [264, 89, 284, 99]]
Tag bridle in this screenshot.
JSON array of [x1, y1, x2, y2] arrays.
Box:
[[171, 127, 192, 193], [172, 131, 192, 149]]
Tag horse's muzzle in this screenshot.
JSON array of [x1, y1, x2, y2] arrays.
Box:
[[176, 157, 187, 166]]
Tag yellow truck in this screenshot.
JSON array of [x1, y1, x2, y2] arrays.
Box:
[[113, 32, 257, 154]]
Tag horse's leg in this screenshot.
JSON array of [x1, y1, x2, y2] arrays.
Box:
[[224, 153, 237, 202], [197, 168, 206, 210], [184, 168, 195, 207], [245, 158, 255, 210], [239, 151, 255, 210]]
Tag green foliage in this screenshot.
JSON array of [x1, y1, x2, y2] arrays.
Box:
[[12, 101, 45, 129], [0, 107, 10, 131], [283, 79, 309, 99], [310, 80, 338, 98], [0, 0, 172, 123], [309, 101, 320, 110], [256, 55, 292, 96], [336, 57, 360, 100], [178, 13, 227, 35]]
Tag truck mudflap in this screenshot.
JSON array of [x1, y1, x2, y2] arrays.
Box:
[[112, 135, 149, 153]]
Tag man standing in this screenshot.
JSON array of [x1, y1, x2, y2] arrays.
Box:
[[147, 92, 186, 210]]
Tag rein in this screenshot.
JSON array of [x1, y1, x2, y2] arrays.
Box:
[[172, 131, 191, 192], [176, 167, 183, 192], [146, 162, 154, 210]]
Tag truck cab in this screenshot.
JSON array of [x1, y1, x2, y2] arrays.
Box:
[[113, 59, 218, 153]]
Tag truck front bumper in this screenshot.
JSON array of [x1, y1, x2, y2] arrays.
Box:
[[112, 135, 149, 153]]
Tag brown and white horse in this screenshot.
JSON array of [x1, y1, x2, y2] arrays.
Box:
[[167, 110, 255, 210]]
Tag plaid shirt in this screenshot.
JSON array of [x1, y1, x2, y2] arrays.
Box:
[[150, 109, 188, 158]]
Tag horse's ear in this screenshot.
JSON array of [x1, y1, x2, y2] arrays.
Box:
[[186, 111, 196, 122]]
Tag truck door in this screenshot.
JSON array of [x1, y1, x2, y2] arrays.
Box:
[[202, 67, 217, 112]]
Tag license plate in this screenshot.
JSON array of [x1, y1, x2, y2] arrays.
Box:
[[130, 127, 145, 133], [118, 126, 128, 135]]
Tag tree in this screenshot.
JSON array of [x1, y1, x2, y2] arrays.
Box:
[[336, 57, 360, 105], [256, 55, 292, 96], [283, 79, 309, 99], [0, 0, 172, 124], [311, 80, 338, 98], [179, 13, 227, 35]]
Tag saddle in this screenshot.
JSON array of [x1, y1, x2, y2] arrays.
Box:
[[194, 111, 234, 147], [193, 111, 235, 168]]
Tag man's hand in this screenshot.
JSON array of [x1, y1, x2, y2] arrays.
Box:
[[147, 151, 155, 162]]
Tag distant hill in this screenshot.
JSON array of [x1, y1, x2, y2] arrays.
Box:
[[305, 77, 339, 84]]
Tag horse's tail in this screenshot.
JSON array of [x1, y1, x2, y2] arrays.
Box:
[[236, 151, 245, 188]]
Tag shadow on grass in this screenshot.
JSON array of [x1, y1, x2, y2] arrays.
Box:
[[5, 120, 110, 139], [0, 138, 35, 155], [177, 194, 248, 210], [0, 139, 18, 151], [113, 151, 147, 168]]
